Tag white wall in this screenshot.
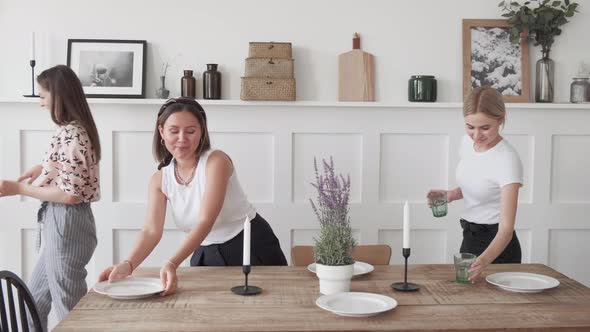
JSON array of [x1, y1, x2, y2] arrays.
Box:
[[1, 0, 589, 102]]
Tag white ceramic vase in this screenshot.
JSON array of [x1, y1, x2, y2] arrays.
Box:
[[315, 263, 354, 295]]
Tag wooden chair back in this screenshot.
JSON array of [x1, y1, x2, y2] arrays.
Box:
[[291, 244, 392, 266]]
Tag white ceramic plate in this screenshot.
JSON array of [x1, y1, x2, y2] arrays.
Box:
[[93, 277, 164, 299], [316, 292, 397, 317], [307, 262, 374, 276], [486, 272, 560, 293]]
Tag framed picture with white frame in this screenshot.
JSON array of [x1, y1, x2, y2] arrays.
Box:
[[67, 39, 147, 98]]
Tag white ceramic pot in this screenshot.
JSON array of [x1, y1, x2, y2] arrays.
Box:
[[315, 263, 354, 295]]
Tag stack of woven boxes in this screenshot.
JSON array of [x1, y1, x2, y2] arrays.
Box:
[[241, 42, 296, 101]]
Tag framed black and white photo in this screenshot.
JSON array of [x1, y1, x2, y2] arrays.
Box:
[[462, 19, 530, 102], [67, 39, 147, 98]]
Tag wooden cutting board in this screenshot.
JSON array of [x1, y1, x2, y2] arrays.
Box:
[[338, 33, 375, 102]]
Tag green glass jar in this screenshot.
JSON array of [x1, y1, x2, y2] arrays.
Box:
[[408, 75, 437, 102]]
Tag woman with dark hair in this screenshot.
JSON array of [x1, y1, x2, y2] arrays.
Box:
[[0, 64, 100, 330], [99, 97, 287, 295]]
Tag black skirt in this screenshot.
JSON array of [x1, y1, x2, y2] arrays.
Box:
[[190, 214, 288, 266], [459, 219, 522, 264]]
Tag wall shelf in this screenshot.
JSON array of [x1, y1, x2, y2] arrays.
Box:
[[1, 97, 589, 110]]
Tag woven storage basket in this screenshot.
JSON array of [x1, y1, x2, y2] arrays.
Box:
[[245, 58, 294, 78], [240, 77, 296, 101], [248, 42, 292, 59]]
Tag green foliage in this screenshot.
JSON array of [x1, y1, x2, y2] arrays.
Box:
[[499, 0, 579, 56], [314, 224, 356, 266]]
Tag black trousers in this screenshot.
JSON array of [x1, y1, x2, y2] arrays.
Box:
[[459, 219, 522, 264], [190, 214, 288, 266]]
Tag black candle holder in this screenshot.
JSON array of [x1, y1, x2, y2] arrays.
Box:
[[391, 248, 421, 291], [23, 60, 39, 98], [231, 265, 262, 296]]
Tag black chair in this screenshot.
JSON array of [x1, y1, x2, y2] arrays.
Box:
[[0, 271, 42, 332]]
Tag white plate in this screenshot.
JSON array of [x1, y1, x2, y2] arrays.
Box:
[[307, 262, 374, 276], [93, 277, 164, 299], [486, 272, 560, 293], [316, 292, 397, 317]]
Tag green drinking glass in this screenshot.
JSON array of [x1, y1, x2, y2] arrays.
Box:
[[454, 253, 476, 284], [429, 191, 447, 218]]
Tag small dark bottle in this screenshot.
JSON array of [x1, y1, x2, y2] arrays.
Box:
[[181, 70, 196, 98], [203, 64, 221, 99]]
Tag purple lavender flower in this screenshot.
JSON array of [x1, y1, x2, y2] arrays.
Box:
[[310, 156, 351, 227]]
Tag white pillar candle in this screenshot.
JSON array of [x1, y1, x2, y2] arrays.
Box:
[[243, 215, 251, 266], [30, 32, 36, 60], [403, 200, 410, 248]]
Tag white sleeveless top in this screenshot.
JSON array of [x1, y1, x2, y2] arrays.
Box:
[[161, 150, 256, 245]]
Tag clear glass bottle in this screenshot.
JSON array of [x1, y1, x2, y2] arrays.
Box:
[[156, 75, 170, 99], [535, 53, 555, 103], [570, 77, 590, 103]]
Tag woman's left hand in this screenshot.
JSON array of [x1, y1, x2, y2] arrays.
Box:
[[0, 180, 21, 197], [468, 255, 491, 282], [159, 261, 178, 296]]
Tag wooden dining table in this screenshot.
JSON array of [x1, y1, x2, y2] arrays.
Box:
[[55, 264, 590, 331]]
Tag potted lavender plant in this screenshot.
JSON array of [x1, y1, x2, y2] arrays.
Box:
[[310, 157, 356, 295]]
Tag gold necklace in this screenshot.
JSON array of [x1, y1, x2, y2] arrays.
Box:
[[174, 159, 196, 186]]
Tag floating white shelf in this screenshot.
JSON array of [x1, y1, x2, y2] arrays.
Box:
[[1, 97, 589, 109]]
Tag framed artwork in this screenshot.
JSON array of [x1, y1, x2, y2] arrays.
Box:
[[462, 19, 530, 102], [67, 39, 147, 98]]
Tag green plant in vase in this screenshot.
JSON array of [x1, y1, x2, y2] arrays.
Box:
[[499, 0, 580, 102], [309, 157, 356, 294]]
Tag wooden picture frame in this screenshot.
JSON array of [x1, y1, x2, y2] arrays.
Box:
[[462, 19, 530, 102], [67, 39, 147, 98]]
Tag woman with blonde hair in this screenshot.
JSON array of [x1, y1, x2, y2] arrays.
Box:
[[427, 86, 523, 282]]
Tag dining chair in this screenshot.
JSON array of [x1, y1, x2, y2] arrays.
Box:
[[0, 270, 42, 332], [291, 244, 392, 266]]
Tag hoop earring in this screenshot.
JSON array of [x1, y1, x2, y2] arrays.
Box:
[[160, 138, 165, 146]]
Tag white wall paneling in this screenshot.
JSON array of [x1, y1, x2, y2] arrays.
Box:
[[1, 100, 590, 291], [551, 135, 590, 203], [549, 229, 590, 287], [210, 132, 275, 203], [113, 131, 155, 203]]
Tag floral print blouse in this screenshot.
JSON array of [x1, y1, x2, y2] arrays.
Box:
[[37, 122, 100, 202]]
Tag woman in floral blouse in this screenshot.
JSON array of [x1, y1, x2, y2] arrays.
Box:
[[0, 65, 101, 331]]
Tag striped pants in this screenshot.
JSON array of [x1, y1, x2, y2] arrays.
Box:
[[28, 202, 97, 331]]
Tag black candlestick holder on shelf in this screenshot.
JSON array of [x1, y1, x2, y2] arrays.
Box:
[[231, 265, 262, 295], [391, 248, 421, 291], [23, 60, 39, 97]]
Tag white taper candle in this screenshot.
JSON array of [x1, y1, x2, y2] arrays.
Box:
[[403, 200, 410, 248], [30, 32, 36, 60], [243, 215, 251, 265]]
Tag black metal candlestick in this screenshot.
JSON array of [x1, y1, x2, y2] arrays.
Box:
[[391, 248, 420, 291], [23, 60, 39, 97], [231, 265, 262, 295]]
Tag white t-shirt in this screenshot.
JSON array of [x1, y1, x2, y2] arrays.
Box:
[[161, 150, 257, 245], [456, 135, 523, 225]]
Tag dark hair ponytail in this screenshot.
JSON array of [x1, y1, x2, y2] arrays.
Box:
[[157, 153, 173, 170]]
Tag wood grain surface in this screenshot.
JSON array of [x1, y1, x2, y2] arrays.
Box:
[[55, 264, 590, 331]]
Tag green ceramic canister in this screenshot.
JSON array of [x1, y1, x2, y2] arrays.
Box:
[[408, 75, 437, 102]]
